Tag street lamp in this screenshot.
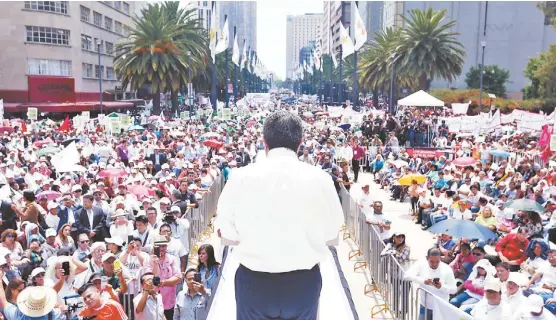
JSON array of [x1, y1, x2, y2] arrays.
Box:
[[479, 40, 487, 110], [187, 51, 192, 112], [95, 39, 103, 114], [388, 53, 396, 114]]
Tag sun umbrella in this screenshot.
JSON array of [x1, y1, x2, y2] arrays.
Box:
[[489, 149, 510, 157], [37, 191, 61, 201], [37, 146, 59, 157], [147, 115, 160, 122], [388, 159, 409, 168], [97, 168, 128, 178], [338, 124, 351, 130], [505, 199, 544, 213], [202, 132, 220, 139], [203, 140, 224, 149], [453, 157, 477, 167], [62, 138, 79, 147], [128, 185, 152, 199], [398, 174, 427, 186], [170, 131, 185, 137], [128, 125, 144, 131], [33, 140, 53, 148], [427, 219, 498, 241]]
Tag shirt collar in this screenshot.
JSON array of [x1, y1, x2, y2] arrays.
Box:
[[267, 148, 297, 160]]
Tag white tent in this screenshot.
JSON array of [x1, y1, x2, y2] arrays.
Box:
[[397, 90, 445, 107]]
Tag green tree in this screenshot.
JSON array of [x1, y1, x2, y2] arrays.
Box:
[[537, 1, 556, 27], [464, 65, 510, 98], [397, 8, 466, 90], [523, 45, 556, 102], [113, 2, 207, 114]]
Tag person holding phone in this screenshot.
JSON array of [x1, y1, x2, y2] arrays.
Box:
[[133, 272, 165, 320], [174, 268, 209, 320]]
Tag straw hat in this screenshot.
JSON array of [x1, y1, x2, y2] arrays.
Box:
[[17, 286, 57, 317]]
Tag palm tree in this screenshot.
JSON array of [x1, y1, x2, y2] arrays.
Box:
[[397, 8, 465, 90], [113, 2, 207, 114]]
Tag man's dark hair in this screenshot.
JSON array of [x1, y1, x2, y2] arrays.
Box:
[[146, 207, 158, 215], [140, 272, 154, 285], [263, 111, 303, 152], [184, 268, 197, 276], [135, 215, 148, 224], [496, 262, 510, 270], [78, 282, 96, 296], [472, 246, 486, 254], [427, 248, 441, 257], [460, 243, 471, 251], [82, 194, 94, 202], [159, 223, 171, 232]]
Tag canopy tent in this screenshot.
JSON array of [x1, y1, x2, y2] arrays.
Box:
[[397, 90, 445, 107]]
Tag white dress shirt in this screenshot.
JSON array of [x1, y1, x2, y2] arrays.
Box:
[[404, 258, 457, 308], [470, 299, 512, 320], [133, 292, 165, 320], [215, 148, 344, 273]]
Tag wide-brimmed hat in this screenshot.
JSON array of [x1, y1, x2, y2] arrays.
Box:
[[17, 286, 57, 317]]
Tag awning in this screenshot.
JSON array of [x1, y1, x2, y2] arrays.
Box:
[[3, 101, 134, 113], [397, 90, 445, 107]]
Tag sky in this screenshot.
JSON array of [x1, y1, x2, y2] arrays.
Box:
[[256, 0, 323, 80]]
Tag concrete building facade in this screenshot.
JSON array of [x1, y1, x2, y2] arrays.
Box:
[[285, 13, 322, 79], [0, 1, 138, 107], [217, 1, 257, 52], [371, 1, 555, 95]]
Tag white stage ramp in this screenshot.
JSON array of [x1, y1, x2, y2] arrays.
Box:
[[207, 246, 358, 320]]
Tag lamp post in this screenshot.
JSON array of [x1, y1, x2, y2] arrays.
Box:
[[187, 51, 193, 113], [96, 40, 103, 114], [388, 53, 395, 114], [479, 40, 487, 110], [338, 46, 343, 105]]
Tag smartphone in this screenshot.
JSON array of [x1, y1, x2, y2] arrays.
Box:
[[433, 278, 440, 284], [193, 272, 202, 283], [61, 261, 70, 275], [113, 259, 121, 271], [127, 235, 134, 245], [154, 246, 160, 258], [100, 276, 109, 290]]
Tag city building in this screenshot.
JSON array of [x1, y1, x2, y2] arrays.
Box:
[[187, 0, 219, 34], [374, 1, 555, 95], [285, 13, 322, 79], [217, 1, 257, 52], [322, 1, 351, 56], [0, 1, 139, 113], [299, 40, 317, 66]]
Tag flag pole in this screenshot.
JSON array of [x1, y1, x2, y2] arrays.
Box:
[[233, 27, 237, 103], [329, 55, 333, 104], [338, 46, 343, 105], [224, 15, 229, 108], [211, 31, 217, 111], [353, 49, 358, 107]]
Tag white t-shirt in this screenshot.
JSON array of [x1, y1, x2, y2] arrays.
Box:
[[366, 212, 391, 240], [452, 208, 473, 220]]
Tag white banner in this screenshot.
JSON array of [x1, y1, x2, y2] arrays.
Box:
[[451, 102, 469, 115]]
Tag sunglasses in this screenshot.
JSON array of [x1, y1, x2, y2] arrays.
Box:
[[80, 240, 90, 244], [472, 252, 483, 256], [5, 234, 15, 238]]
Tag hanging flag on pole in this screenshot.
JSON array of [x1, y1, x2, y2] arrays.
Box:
[[240, 40, 247, 69], [353, 2, 368, 51], [215, 16, 229, 54], [339, 22, 355, 59], [232, 32, 240, 66], [209, 2, 217, 62], [330, 28, 338, 68]]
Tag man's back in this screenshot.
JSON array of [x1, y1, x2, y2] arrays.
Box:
[[216, 148, 344, 273]]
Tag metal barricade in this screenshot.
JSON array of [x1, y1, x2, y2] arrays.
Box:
[[339, 185, 467, 320]]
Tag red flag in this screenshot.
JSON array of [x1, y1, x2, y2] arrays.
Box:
[[59, 115, 70, 132], [21, 122, 27, 133]]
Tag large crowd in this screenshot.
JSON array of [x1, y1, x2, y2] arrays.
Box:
[[0, 99, 552, 320]]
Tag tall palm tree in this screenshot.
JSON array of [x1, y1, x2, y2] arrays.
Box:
[[113, 2, 207, 114], [397, 8, 465, 90]]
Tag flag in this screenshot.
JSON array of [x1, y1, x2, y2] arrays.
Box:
[[59, 115, 70, 132], [240, 40, 247, 69], [314, 40, 322, 71], [232, 33, 240, 66], [208, 2, 217, 62], [215, 16, 229, 54], [339, 22, 355, 59], [330, 28, 337, 68], [21, 122, 27, 133], [353, 2, 368, 51]]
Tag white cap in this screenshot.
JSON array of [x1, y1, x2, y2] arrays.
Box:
[[160, 198, 171, 205], [170, 205, 181, 213], [30, 267, 46, 278], [105, 236, 124, 247], [71, 185, 82, 192], [483, 278, 501, 292], [45, 228, 56, 238], [101, 252, 117, 263], [527, 294, 545, 313], [161, 163, 170, 169]]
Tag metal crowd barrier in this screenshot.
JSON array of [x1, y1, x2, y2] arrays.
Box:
[[338, 186, 467, 320]]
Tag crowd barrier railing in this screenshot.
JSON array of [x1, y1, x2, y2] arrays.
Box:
[[339, 186, 468, 320]]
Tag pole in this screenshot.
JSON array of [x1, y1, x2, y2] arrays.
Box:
[[389, 56, 395, 114], [97, 42, 103, 114], [338, 46, 343, 105], [224, 15, 229, 108], [233, 27, 237, 103], [187, 52, 192, 113], [329, 56, 333, 104], [479, 44, 486, 110], [353, 50, 358, 106]]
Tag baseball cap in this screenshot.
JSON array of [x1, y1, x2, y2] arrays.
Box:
[[45, 228, 56, 238], [105, 237, 124, 247], [101, 252, 117, 263], [88, 273, 102, 282], [527, 294, 545, 313], [170, 206, 181, 213], [30, 267, 46, 278], [507, 272, 527, 287], [483, 279, 501, 292]]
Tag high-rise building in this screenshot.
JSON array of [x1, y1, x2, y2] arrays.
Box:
[[374, 1, 555, 95], [322, 1, 352, 56], [285, 13, 322, 79], [186, 1, 219, 33], [217, 1, 257, 52], [0, 1, 140, 113]]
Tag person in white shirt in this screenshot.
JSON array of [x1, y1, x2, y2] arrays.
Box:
[[503, 272, 528, 316], [133, 272, 165, 320], [364, 201, 392, 243], [358, 185, 374, 218], [404, 248, 457, 320], [514, 294, 555, 320], [470, 278, 512, 320], [216, 111, 344, 320]]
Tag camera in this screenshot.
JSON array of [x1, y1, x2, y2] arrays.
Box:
[[163, 213, 176, 223], [152, 276, 161, 286]]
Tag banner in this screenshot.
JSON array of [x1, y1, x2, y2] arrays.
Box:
[[27, 107, 38, 120], [451, 102, 469, 115], [109, 117, 121, 133], [406, 148, 446, 159], [119, 115, 132, 128], [180, 111, 190, 120], [81, 111, 90, 120]]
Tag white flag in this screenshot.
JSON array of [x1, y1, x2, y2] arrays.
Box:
[[0, 99, 3, 121], [232, 33, 240, 66], [215, 17, 229, 54], [209, 3, 217, 62], [240, 40, 247, 69], [339, 22, 354, 59], [353, 2, 367, 51], [329, 28, 338, 68]]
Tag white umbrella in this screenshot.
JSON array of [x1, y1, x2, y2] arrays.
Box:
[[56, 164, 86, 173], [170, 131, 185, 137], [202, 132, 221, 139]]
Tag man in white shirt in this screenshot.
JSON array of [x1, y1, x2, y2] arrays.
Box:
[[470, 279, 512, 320], [358, 185, 374, 218], [515, 294, 555, 320], [404, 248, 457, 319], [216, 111, 344, 320]]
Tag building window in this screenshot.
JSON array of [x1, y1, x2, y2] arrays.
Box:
[[95, 65, 104, 79], [26, 26, 70, 45], [82, 63, 93, 78], [115, 21, 122, 34], [106, 67, 114, 80], [81, 35, 92, 50], [104, 17, 112, 31], [104, 1, 112, 7], [24, 1, 68, 14], [123, 2, 129, 14], [28, 58, 72, 76], [93, 11, 102, 27], [114, 1, 121, 10], [203, 1, 208, 6], [80, 5, 90, 22], [105, 41, 114, 55]]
